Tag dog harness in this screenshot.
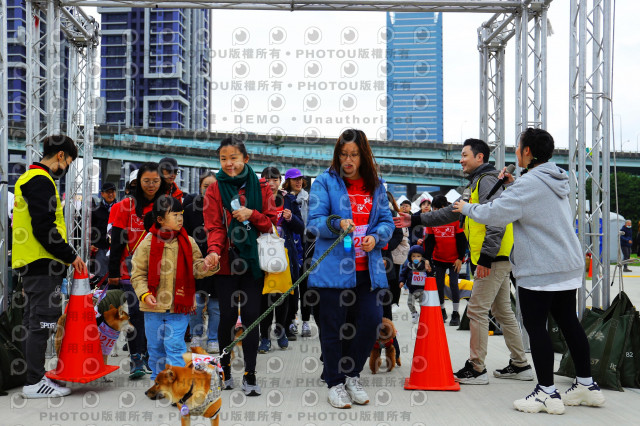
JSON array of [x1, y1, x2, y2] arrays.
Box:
[[373, 340, 394, 350], [179, 359, 223, 418]]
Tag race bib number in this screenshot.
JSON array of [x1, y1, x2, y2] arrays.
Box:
[[191, 353, 216, 365], [99, 322, 120, 355], [353, 224, 369, 259], [411, 271, 426, 288]]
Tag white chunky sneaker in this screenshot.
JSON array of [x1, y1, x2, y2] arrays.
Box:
[[561, 380, 606, 407], [328, 383, 352, 409], [345, 376, 370, 405], [22, 376, 71, 399], [513, 385, 565, 414]]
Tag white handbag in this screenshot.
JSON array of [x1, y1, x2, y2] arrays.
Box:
[[257, 225, 288, 273]]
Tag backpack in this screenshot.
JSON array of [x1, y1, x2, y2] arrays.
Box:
[[0, 278, 27, 394]]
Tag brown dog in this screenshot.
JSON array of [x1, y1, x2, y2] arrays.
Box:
[[369, 317, 400, 374], [146, 347, 222, 426], [55, 289, 131, 367]]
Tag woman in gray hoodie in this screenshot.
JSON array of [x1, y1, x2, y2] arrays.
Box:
[[454, 128, 605, 415]]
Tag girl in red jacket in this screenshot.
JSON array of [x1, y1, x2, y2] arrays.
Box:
[[202, 136, 277, 397]]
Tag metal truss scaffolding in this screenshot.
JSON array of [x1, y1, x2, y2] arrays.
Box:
[[478, 0, 550, 168], [63, 7, 99, 264], [0, 0, 611, 315], [0, 0, 8, 311], [569, 0, 612, 315]]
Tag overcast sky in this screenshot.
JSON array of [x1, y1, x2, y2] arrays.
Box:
[[90, 2, 640, 151]]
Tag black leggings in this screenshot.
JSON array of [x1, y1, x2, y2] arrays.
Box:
[[389, 263, 401, 306], [518, 287, 591, 386], [433, 260, 460, 304], [119, 280, 147, 356], [260, 293, 289, 339], [299, 276, 312, 322], [217, 273, 262, 373]]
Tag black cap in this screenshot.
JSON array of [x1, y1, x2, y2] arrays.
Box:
[[101, 182, 116, 192], [400, 200, 411, 206], [159, 157, 179, 173], [261, 166, 281, 179]]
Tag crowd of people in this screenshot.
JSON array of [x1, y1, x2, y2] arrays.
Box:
[[11, 130, 609, 415]]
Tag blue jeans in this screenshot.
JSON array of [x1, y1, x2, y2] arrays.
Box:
[[316, 271, 383, 388], [189, 291, 220, 343], [144, 311, 190, 379]]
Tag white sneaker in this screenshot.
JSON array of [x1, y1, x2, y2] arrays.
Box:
[[22, 376, 71, 399], [189, 336, 202, 349], [411, 312, 419, 324], [328, 383, 351, 409], [561, 380, 606, 406], [345, 376, 370, 405], [513, 385, 565, 414], [206, 341, 220, 354]]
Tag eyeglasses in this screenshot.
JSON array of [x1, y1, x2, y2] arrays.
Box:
[[339, 152, 360, 160], [141, 179, 161, 186]]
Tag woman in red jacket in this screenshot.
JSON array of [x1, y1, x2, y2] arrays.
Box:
[[203, 136, 277, 397], [108, 162, 169, 379]]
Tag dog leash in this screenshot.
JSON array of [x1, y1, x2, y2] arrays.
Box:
[[219, 224, 353, 358]]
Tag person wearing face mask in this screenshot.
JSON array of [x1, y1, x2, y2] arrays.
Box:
[[620, 220, 633, 272], [13, 135, 87, 398], [398, 245, 431, 324]]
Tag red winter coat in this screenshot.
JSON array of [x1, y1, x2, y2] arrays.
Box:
[[203, 178, 277, 275]]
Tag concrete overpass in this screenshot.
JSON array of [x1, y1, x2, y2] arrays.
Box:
[[7, 125, 640, 195]]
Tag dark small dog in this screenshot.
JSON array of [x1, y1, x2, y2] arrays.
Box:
[[369, 317, 400, 374]]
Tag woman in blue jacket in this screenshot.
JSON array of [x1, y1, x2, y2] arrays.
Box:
[[307, 129, 394, 409]]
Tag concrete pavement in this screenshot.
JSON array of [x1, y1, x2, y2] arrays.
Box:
[[4, 265, 640, 425]]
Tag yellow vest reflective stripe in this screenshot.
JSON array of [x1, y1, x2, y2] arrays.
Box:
[[464, 173, 514, 265], [12, 168, 68, 269]]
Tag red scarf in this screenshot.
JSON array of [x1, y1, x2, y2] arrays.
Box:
[[148, 224, 195, 314]]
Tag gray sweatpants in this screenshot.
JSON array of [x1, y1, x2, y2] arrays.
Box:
[[407, 289, 424, 314], [22, 275, 63, 385]]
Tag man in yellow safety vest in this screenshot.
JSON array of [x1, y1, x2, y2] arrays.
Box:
[[12, 135, 87, 398]]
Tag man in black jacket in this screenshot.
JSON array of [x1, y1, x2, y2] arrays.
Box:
[[12, 135, 87, 398], [90, 182, 117, 278]]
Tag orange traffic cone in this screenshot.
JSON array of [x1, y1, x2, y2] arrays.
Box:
[[404, 277, 460, 391], [46, 269, 119, 383]]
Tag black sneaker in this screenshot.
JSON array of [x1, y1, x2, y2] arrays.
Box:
[[285, 329, 298, 341], [493, 360, 534, 380], [454, 360, 489, 385], [441, 308, 448, 322], [242, 371, 262, 396], [449, 311, 460, 327]]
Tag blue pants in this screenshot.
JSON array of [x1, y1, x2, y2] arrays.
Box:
[[189, 292, 220, 344], [144, 311, 190, 379], [316, 271, 383, 388]]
